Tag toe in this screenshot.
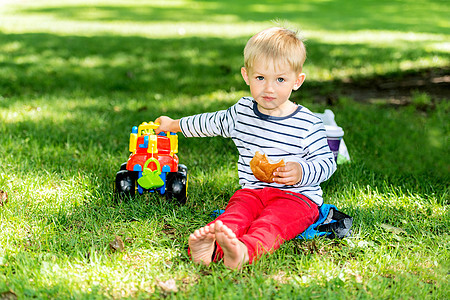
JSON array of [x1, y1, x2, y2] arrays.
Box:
[[209, 223, 216, 233], [215, 220, 224, 231], [223, 225, 235, 238], [189, 233, 197, 241]]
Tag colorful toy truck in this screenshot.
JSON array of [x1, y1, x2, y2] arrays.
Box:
[[115, 121, 187, 204]]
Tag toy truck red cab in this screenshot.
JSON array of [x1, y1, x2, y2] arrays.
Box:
[[115, 122, 187, 204]]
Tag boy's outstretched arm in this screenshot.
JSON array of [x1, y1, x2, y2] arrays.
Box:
[[155, 116, 181, 134]]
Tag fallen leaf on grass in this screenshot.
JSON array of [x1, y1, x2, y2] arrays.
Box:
[[109, 235, 125, 252], [162, 224, 176, 236], [270, 271, 290, 284], [296, 240, 327, 255], [157, 279, 178, 293], [380, 223, 407, 235], [0, 290, 17, 300], [0, 190, 7, 206]]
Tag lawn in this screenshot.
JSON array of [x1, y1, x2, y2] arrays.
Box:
[[0, 0, 449, 299]]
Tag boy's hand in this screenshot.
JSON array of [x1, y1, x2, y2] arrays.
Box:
[[154, 116, 181, 134], [273, 162, 302, 186]]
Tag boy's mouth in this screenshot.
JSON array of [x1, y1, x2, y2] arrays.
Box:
[[262, 96, 276, 102]]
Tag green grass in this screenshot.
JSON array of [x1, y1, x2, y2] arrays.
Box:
[[0, 0, 449, 299]]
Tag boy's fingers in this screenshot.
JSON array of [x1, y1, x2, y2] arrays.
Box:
[[276, 166, 289, 173], [273, 176, 295, 185], [273, 163, 301, 185], [153, 118, 161, 133], [274, 167, 293, 177]]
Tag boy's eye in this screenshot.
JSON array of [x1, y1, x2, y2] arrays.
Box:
[[256, 76, 264, 81], [277, 77, 285, 83]]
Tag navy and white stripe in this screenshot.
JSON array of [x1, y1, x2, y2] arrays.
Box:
[[180, 97, 336, 205]]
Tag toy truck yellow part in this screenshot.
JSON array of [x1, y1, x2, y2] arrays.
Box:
[[169, 133, 178, 155], [128, 122, 180, 156], [148, 135, 158, 154], [137, 122, 160, 137], [129, 122, 161, 154], [129, 131, 138, 153]]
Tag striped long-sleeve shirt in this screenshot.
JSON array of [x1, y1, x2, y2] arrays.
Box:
[[180, 97, 336, 205]]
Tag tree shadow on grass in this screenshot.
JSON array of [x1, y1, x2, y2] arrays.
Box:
[[0, 32, 246, 100], [0, 31, 448, 100]]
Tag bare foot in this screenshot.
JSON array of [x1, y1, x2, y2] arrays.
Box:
[[188, 223, 216, 266], [215, 220, 249, 269]]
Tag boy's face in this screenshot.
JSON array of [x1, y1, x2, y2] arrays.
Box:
[[241, 59, 305, 116]]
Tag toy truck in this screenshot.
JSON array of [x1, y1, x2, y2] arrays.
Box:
[[115, 121, 187, 204]]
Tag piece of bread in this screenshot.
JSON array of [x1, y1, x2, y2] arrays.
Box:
[[249, 151, 285, 183]]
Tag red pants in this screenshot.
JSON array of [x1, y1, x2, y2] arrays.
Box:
[[209, 187, 319, 264]]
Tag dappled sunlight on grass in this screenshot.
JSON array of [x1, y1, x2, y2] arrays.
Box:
[[2, 0, 448, 35], [0, 170, 98, 217], [34, 252, 163, 296], [309, 30, 448, 44]]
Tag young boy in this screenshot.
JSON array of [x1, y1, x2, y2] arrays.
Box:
[[155, 27, 336, 269]]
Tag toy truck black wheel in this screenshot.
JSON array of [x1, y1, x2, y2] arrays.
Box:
[[115, 170, 137, 200], [120, 162, 127, 171], [166, 167, 188, 204], [178, 164, 187, 176]]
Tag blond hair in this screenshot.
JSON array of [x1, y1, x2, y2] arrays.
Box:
[[244, 27, 306, 74]]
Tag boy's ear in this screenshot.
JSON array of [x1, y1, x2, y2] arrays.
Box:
[[293, 73, 306, 90], [241, 67, 250, 85]]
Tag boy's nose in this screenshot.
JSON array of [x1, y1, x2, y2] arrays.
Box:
[[264, 82, 275, 93]]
